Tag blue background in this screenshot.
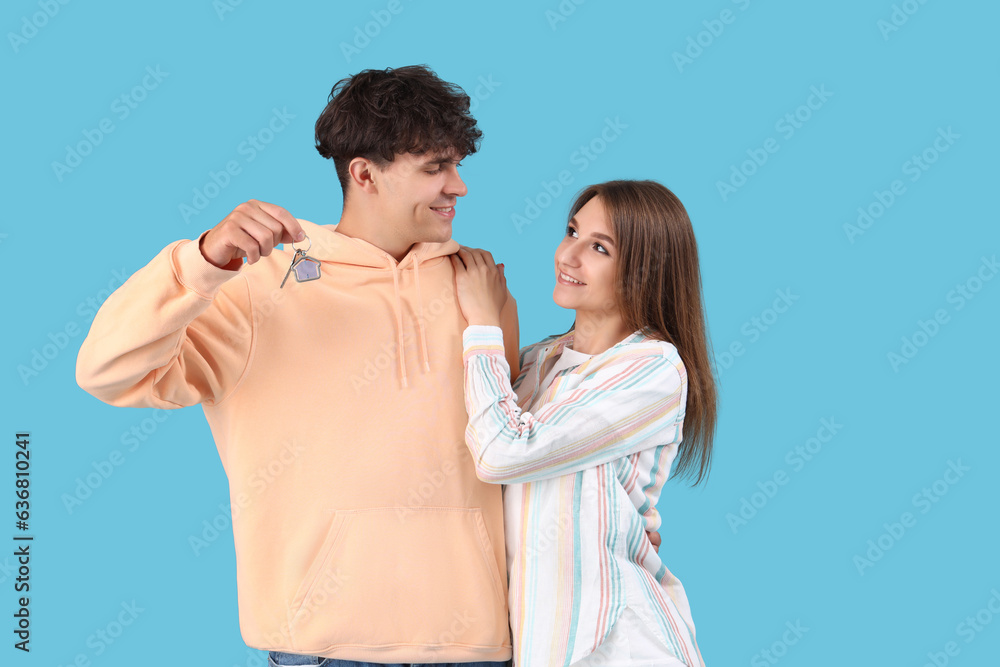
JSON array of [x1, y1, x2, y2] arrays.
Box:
[[3, 1, 998, 665]]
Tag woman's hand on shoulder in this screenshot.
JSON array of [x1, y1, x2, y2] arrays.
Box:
[[451, 246, 507, 327]]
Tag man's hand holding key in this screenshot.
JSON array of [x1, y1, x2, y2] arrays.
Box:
[[200, 199, 305, 270]]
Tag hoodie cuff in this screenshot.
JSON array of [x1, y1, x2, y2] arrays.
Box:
[[171, 230, 243, 299], [463, 325, 505, 362]]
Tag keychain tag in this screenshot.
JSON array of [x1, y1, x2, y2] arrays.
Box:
[[280, 235, 322, 288]]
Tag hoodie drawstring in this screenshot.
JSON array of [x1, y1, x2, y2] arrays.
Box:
[[386, 255, 408, 389], [412, 255, 431, 373], [384, 252, 432, 389]]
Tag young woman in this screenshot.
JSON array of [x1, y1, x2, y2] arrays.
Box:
[[451, 180, 716, 667]]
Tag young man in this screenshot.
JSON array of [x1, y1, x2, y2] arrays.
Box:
[[76, 66, 519, 666]]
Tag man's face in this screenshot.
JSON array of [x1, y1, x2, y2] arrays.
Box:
[[372, 147, 467, 246]]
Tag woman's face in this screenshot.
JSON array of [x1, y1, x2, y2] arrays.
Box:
[[552, 196, 619, 316]]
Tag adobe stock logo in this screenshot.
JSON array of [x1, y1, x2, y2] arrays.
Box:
[[877, 0, 932, 41], [726, 417, 842, 534], [843, 126, 959, 244], [178, 107, 295, 224], [511, 117, 627, 234], [716, 85, 833, 202], [672, 0, 754, 73], [7, 0, 71, 54], [51, 66, 169, 182], [886, 255, 996, 372], [339, 0, 411, 63], [853, 459, 969, 575], [713, 288, 799, 378]]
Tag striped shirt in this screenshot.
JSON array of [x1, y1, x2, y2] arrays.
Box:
[[462, 325, 705, 667]]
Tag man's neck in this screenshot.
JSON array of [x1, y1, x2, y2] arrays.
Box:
[[336, 209, 412, 263]]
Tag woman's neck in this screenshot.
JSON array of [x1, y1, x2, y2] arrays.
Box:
[[570, 310, 634, 355]]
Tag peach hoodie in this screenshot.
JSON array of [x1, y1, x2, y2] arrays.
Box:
[[76, 218, 519, 662]]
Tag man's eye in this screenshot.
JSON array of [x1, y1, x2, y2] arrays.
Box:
[[427, 169, 441, 175]]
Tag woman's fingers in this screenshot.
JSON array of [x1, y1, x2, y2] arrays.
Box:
[[458, 247, 499, 272]]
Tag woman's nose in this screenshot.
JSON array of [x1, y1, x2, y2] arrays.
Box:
[[558, 243, 582, 267]]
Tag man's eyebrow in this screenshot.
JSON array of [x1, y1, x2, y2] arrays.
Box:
[[420, 155, 463, 166], [568, 216, 616, 247]]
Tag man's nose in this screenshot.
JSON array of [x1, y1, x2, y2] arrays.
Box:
[[446, 169, 468, 198]]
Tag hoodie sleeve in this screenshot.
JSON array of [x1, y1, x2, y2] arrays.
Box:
[[460, 325, 684, 484], [76, 234, 254, 409]]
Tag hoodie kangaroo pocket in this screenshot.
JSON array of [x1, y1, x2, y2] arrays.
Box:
[[286, 506, 508, 653]]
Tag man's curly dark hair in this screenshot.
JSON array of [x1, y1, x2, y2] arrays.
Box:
[[315, 65, 482, 197]]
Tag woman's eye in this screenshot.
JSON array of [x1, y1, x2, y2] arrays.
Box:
[[566, 226, 577, 237], [594, 243, 608, 255]]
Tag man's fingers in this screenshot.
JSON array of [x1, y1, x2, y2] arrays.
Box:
[[251, 213, 286, 250], [241, 220, 279, 260], [253, 199, 304, 243], [238, 204, 283, 253], [232, 229, 261, 264]]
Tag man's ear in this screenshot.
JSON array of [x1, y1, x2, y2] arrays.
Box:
[[347, 157, 379, 194]]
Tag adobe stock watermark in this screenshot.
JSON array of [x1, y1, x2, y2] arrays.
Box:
[[503, 477, 604, 560], [725, 417, 843, 534], [853, 459, 969, 575], [213, 0, 245, 21], [256, 567, 353, 649], [716, 85, 833, 202], [349, 283, 458, 393], [61, 409, 174, 514], [713, 288, 799, 378], [340, 0, 411, 63], [395, 460, 458, 522], [229, 648, 270, 667], [886, 254, 996, 372], [750, 620, 809, 667], [188, 438, 305, 556], [878, 0, 931, 41], [178, 107, 295, 224], [545, 0, 585, 31], [0, 557, 19, 586], [17, 267, 130, 386], [919, 588, 1000, 667], [466, 74, 501, 113], [511, 116, 628, 234], [223, 283, 287, 347], [672, 0, 754, 73], [56, 600, 145, 665], [843, 126, 959, 244], [51, 66, 169, 182], [7, 0, 71, 54]]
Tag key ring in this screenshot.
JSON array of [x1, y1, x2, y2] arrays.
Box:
[[280, 234, 322, 288]]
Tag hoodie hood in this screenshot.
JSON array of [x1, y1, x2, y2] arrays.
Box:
[[296, 218, 460, 268], [288, 218, 460, 389]]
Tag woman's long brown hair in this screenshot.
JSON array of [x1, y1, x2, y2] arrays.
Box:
[[565, 180, 718, 486]]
